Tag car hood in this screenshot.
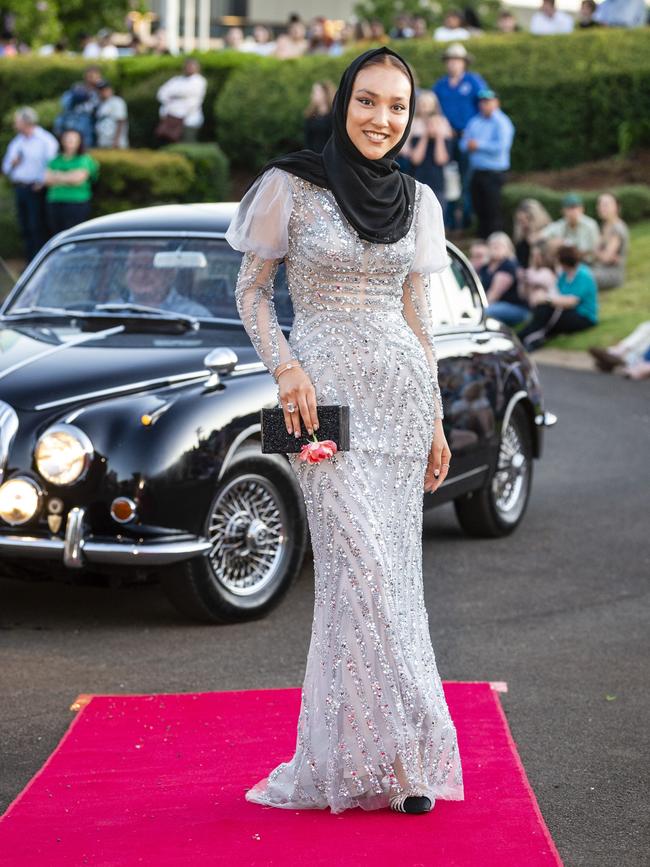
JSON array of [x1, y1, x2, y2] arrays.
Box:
[[0, 324, 260, 411]]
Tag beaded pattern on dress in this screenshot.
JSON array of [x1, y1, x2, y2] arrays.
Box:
[[233, 170, 464, 813]]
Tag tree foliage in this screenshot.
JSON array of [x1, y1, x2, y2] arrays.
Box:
[[4, 0, 131, 48]]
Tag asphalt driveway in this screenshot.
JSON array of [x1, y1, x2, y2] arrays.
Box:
[[1, 362, 648, 866]]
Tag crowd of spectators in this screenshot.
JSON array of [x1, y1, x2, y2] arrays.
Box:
[[466, 190, 631, 352], [0, 2, 648, 60], [53, 66, 129, 149]]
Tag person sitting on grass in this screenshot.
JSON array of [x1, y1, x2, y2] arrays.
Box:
[[592, 192, 629, 291], [513, 197, 552, 268], [521, 241, 558, 305], [469, 239, 489, 273], [518, 243, 598, 351], [588, 322, 650, 380], [538, 192, 600, 264], [480, 231, 530, 327]]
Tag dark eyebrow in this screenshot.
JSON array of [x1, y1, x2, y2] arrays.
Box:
[[355, 87, 409, 101]]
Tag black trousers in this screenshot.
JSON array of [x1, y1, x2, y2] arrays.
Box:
[[14, 184, 49, 262], [518, 303, 595, 348], [470, 169, 506, 239], [47, 201, 92, 237]]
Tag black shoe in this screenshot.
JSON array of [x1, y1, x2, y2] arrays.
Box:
[[389, 791, 434, 814]]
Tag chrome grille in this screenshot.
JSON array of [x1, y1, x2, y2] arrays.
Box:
[[0, 400, 19, 485]]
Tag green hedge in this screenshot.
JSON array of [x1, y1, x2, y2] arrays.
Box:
[[501, 182, 650, 229], [164, 142, 230, 202], [216, 28, 650, 171], [90, 149, 196, 215], [2, 30, 649, 171], [0, 57, 117, 121], [0, 178, 24, 260], [0, 51, 262, 150]]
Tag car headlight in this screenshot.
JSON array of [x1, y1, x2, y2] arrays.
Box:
[[34, 424, 94, 486], [0, 476, 41, 525]]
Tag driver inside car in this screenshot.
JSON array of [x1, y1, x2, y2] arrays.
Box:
[[121, 245, 212, 319]]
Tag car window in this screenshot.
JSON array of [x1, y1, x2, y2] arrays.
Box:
[[6, 238, 296, 325], [425, 253, 483, 331], [440, 253, 484, 329]]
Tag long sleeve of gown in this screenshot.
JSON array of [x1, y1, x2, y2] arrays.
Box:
[[225, 167, 295, 374], [401, 183, 449, 422]]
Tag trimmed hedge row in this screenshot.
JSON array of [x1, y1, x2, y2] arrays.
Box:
[[501, 182, 650, 228], [215, 29, 650, 172], [0, 51, 262, 149], [0, 143, 230, 259], [3, 30, 650, 168], [165, 142, 231, 202]]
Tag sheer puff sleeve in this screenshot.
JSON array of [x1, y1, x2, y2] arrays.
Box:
[[225, 167, 295, 375], [401, 183, 449, 422]]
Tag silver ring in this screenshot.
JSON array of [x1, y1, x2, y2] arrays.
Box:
[[286, 401, 296, 413]]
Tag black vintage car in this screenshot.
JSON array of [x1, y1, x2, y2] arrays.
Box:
[[0, 204, 556, 622]]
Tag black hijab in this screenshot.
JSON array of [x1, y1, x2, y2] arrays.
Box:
[[243, 46, 417, 244]]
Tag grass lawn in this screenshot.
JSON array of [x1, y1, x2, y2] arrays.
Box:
[[536, 220, 650, 352]]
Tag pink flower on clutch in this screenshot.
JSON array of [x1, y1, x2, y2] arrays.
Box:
[[298, 433, 338, 464]]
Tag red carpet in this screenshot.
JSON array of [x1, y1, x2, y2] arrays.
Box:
[[0, 682, 562, 866]]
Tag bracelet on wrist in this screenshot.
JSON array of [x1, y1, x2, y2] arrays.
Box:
[[274, 359, 302, 381]]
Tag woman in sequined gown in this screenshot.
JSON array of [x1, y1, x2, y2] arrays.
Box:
[[225, 47, 464, 815]]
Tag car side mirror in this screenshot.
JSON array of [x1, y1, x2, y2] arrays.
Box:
[[203, 347, 238, 388]]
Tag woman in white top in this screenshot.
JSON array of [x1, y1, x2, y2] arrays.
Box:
[[226, 46, 464, 816]]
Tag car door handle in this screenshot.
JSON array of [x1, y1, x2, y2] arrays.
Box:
[[473, 334, 491, 344]]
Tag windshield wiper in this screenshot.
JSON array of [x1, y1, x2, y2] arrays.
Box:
[[3, 305, 89, 319], [95, 302, 198, 328]]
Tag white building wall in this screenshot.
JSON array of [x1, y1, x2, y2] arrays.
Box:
[[248, 0, 353, 22]]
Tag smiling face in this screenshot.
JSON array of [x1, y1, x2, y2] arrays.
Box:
[[345, 62, 411, 160]]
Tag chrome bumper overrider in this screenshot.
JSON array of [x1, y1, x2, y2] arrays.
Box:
[[535, 411, 558, 427], [0, 507, 211, 568]]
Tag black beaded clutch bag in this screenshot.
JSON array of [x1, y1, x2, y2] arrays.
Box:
[[261, 404, 350, 454]]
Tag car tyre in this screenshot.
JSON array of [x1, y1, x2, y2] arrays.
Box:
[[160, 445, 308, 623], [454, 403, 533, 538]]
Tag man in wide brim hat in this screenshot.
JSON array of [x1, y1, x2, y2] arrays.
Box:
[[441, 42, 475, 64], [433, 42, 488, 229]]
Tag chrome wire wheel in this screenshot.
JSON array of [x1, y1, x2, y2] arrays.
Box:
[[206, 473, 289, 596], [491, 417, 530, 524]]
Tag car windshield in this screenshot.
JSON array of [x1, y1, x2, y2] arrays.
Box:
[[6, 238, 294, 325]]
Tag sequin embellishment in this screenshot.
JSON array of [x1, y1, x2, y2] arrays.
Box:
[[233, 173, 464, 813]]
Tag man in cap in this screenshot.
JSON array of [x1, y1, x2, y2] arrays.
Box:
[[538, 193, 600, 264], [433, 42, 490, 230], [95, 80, 129, 149], [460, 88, 515, 239]]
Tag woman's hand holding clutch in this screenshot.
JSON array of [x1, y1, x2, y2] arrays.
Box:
[[424, 418, 451, 494], [275, 363, 319, 438]]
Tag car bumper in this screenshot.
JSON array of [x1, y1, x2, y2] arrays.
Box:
[[0, 507, 211, 568]]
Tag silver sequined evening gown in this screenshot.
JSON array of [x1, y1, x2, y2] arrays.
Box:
[[225, 167, 464, 813]]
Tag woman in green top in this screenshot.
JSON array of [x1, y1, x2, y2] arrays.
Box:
[[44, 128, 99, 236], [518, 243, 598, 351]]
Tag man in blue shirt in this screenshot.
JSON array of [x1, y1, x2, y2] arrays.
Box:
[[518, 244, 598, 351], [433, 42, 489, 230], [593, 0, 646, 27], [460, 89, 515, 239], [2, 106, 59, 261]]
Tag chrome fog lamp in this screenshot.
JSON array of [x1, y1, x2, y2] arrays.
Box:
[[34, 424, 94, 486], [0, 476, 41, 525]]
